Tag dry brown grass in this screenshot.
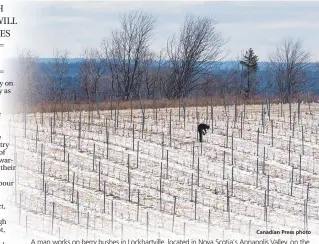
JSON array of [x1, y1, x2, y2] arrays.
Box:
[[11, 93, 316, 114]]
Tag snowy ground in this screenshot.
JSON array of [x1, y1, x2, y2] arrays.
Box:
[[2, 102, 319, 243]]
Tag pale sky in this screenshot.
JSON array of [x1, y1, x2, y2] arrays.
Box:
[[11, 1, 319, 61]]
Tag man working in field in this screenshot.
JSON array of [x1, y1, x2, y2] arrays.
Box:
[[197, 123, 209, 142]]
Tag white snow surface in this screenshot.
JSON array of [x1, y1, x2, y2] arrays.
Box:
[[1, 103, 319, 243]]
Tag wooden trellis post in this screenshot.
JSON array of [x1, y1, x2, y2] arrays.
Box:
[[291, 166, 294, 196], [67, 153, 70, 182], [103, 182, 106, 213], [44, 183, 47, 214], [128, 154, 131, 202], [137, 141, 139, 168], [52, 202, 55, 235], [77, 191, 80, 224], [137, 189, 140, 221], [63, 135, 66, 162], [194, 189, 197, 220], [172, 196, 176, 232], [72, 172, 75, 203], [160, 162, 163, 211], [133, 124, 135, 151]]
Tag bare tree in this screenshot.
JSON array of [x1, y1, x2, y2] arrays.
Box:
[[268, 38, 312, 103], [203, 61, 241, 97], [16, 49, 40, 104], [140, 50, 166, 99], [164, 15, 226, 99], [101, 10, 156, 100], [79, 48, 106, 103], [47, 50, 70, 103]]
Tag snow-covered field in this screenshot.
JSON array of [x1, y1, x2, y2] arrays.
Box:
[[3, 102, 319, 243]]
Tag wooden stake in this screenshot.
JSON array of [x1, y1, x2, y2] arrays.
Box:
[[103, 181, 106, 213], [72, 172, 75, 203], [172, 196, 176, 232], [52, 202, 55, 234], [291, 166, 294, 196]]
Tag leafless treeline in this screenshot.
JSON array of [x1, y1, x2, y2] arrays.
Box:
[[268, 38, 314, 103], [13, 10, 318, 106]]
